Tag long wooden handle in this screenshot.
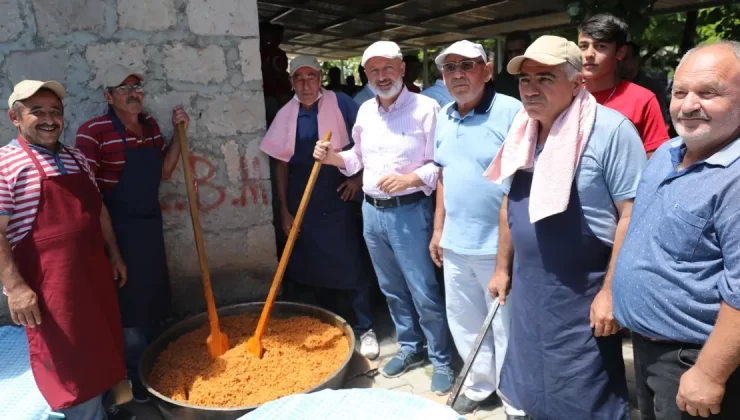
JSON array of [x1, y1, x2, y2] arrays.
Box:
[[252, 130, 332, 341], [177, 122, 221, 336]]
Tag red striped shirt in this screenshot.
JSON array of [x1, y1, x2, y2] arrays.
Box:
[[75, 112, 166, 195], [0, 138, 98, 248]]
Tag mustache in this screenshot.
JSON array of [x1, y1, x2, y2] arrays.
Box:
[[126, 96, 141, 104], [676, 109, 710, 121], [36, 124, 60, 130], [523, 97, 546, 104], [450, 79, 469, 87]]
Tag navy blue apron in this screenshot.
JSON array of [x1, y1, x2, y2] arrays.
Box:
[[499, 169, 630, 420], [104, 108, 171, 328], [283, 106, 362, 291]]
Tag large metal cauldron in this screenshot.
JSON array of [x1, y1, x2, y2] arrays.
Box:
[[139, 302, 357, 420]]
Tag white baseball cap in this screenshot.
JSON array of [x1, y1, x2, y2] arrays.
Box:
[[361, 41, 403, 66], [104, 64, 144, 89], [289, 56, 321, 76], [8, 80, 66, 108], [435, 40, 488, 67]]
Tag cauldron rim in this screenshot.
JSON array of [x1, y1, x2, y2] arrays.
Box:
[[139, 301, 357, 415]]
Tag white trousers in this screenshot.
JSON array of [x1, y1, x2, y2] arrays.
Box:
[[443, 249, 526, 416]]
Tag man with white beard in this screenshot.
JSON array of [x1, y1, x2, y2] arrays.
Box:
[[613, 40, 740, 420], [314, 41, 455, 394]]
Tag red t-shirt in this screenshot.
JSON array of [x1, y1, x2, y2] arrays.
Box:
[[591, 80, 669, 153]]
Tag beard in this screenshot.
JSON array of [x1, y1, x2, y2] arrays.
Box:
[[374, 78, 403, 99]]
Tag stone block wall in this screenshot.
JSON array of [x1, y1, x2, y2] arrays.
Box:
[[0, 0, 276, 322]]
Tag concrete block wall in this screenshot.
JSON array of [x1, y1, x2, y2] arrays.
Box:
[[0, 0, 276, 322]]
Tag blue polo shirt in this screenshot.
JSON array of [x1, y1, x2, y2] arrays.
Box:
[[434, 87, 522, 255], [531, 105, 647, 246], [613, 137, 740, 344]]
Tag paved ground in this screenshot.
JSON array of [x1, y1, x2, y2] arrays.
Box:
[[127, 309, 641, 419]]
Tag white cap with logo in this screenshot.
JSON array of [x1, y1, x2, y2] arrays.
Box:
[[8, 80, 66, 108], [289, 56, 321, 76], [361, 41, 403, 66], [104, 64, 145, 89], [435, 40, 488, 67]]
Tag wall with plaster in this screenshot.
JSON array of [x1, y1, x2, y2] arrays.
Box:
[[0, 0, 276, 323]]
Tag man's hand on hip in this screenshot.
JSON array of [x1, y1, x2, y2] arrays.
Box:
[[590, 289, 619, 337], [7, 282, 41, 328], [337, 177, 362, 201], [488, 271, 511, 305]]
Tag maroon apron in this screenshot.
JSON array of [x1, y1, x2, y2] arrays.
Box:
[[12, 140, 126, 410]]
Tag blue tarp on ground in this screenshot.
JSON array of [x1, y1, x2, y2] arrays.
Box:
[[0, 325, 50, 420], [241, 388, 464, 420]]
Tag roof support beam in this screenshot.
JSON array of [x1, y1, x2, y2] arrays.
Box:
[[269, 8, 295, 23]]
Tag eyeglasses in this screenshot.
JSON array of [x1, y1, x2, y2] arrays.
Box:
[[111, 84, 144, 95], [441, 60, 481, 74]]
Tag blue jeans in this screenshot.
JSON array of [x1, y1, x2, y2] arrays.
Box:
[[59, 394, 106, 420], [362, 197, 452, 367], [123, 326, 158, 386]]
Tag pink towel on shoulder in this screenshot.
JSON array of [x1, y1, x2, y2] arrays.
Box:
[[483, 88, 597, 223], [260, 88, 350, 162]]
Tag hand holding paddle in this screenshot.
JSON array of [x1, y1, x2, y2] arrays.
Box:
[[247, 130, 332, 358]]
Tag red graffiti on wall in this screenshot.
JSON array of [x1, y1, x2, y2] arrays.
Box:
[[160, 152, 269, 213]]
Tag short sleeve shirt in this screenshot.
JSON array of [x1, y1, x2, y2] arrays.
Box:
[[532, 105, 647, 245], [0, 138, 97, 248], [591, 80, 670, 153], [613, 137, 740, 344], [75, 109, 166, 195], [434, 87, 522, 255]]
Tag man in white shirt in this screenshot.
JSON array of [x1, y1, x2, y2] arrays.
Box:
[[314, 41, 455, 395]]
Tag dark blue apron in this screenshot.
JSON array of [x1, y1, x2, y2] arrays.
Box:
[[284, 105, 362, 290], [104, 108, 171, 328], [499, 169, 630, 420]]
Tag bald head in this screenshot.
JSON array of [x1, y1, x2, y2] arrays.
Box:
[[670, 41, 740, 152]]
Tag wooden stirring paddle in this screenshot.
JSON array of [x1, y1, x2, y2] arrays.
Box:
[[246, 130, 333, 358], [177, 122, 229, 359]]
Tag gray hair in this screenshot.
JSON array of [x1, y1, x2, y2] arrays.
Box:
[[675, 40, 740, 74], [560, 62, 581, 82]]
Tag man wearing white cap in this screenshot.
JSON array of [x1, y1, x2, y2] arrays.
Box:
[[260, 56, 378, 358], [75, 64, 189, 403], [1, 80, 126, 419], [429, 40, 527, 418], [485, 35, 646, 419], [314, 41, 455, 394]]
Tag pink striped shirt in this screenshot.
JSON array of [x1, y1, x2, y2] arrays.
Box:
[[0, 138, 97, 248], [340, 87, 440, 199]]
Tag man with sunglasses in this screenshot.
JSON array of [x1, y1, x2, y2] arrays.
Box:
[[429, 40, 527, 418], [75, 64, 189, 405]]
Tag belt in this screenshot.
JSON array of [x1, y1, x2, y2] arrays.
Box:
[[364, 191, 426, 209]]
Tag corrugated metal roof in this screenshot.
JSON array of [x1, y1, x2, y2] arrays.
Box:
[[258, 0, 731, 59]]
